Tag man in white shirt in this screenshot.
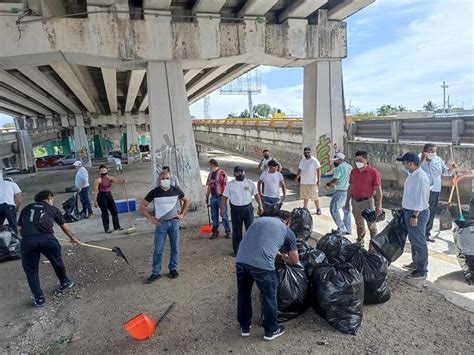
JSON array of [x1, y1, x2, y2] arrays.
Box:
[[397, 152, 430, 279], [73, 161, 93, 218], [258, 160, 287, 210], [113, 157, 123, 174], [258, 150, 282, 173], [221, 166, 263, 256], [0, 169, 22, 233], [294, 147, 322, 215]]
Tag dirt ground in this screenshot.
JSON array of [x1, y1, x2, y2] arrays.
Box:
[[1, 159, 473, 353]]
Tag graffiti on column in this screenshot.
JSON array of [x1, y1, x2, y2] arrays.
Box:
[[253, 146, 263, 157], [78, 146, 89, 164], [128, 143, 140, 164], [316, 134, 332, 176], [333, 143, 341, 154], [154, 134, 192, 179]]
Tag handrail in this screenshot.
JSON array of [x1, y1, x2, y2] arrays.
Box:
[[192, 118, 303, 128]]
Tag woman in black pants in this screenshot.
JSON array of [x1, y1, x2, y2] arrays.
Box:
[[93, 165, 127, 233]]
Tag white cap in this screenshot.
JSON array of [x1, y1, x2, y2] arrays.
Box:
[[333, 153, 345, 161], [73, 161, 82, 167]]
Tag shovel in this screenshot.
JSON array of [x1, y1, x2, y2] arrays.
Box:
[[439, 182, 456, 231], [58, 238, 130, 265]]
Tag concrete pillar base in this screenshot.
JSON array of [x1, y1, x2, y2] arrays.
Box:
[[74, 126, 92, 167]]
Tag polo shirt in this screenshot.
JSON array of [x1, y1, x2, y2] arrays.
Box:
[[0, 180, 21, 206], [223, 178, 257, 206], [144, 186, 185, 220], [402, 168, 430, 211], [349, 164, 382, 200], [259, 171, 284, 198], [333, 161, 352, 191], [18, 201, 64, 237]]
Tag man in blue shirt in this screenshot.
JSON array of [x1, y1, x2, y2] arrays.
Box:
[[397, 152, 431, 279], [419, 144, 456, 242], [235, 211, 298, 341]]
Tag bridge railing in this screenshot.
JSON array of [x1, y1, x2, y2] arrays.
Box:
[[192, 118, 303, 128]]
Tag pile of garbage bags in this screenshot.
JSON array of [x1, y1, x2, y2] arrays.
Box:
[[0, 226, 21, 262], [453, 219, 474, 285], [289, 208, 313, 240], [277, 231, 391, 334]]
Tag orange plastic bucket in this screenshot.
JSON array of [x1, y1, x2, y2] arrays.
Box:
[[123, 313, 156, 340]]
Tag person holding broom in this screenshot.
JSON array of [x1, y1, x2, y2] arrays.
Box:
[[454, 172, 474, 220]]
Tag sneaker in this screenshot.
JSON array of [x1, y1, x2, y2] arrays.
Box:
[[405, 270, 427, 280], [106, 230, 113, 234], [169, 270, 179, 279], [225, 233, 231, 239], [402, 262, 417, 271], [316, 208, 322, 215], [114, 227, 124, 231], [210, 234, 218, 240], [59, 280, 75, 292], [34, 296, 45, 307], [147, 274, 161, 283], [263, 325, 285, 341], [241, 325, 251, 337], [426, 236, 435, 243]]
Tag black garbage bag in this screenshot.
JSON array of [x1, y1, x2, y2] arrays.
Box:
[[62, 192, 83, 223], [277, 263, 309, 322], [316, 231, 351, 264], [370, 209, 408, 263], [300, 248, 328, 278], [311, 262, 364, 334], [290, 208, 313, 240], [343, 244, 391, 304], [453, 219, 474, 285], [0, 226, 21, 262]]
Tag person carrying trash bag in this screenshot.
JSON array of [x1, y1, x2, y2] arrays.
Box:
[[235, 210, 298, 341], [370, 209, 408, 263], [17, 190, 80, 307]]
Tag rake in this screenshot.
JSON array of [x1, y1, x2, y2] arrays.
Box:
[[58, 238, 130, 265]]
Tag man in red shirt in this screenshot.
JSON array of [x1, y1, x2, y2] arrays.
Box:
[[206, 159, 231, 239], [345, 151, 383, 245]]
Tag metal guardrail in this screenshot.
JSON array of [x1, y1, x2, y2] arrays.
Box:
[[192, 118, 303, 128]]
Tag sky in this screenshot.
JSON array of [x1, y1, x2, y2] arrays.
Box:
[[1, 0, 472, 125]]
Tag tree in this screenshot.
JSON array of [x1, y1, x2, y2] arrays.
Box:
[[253, 104, 273, 118], [423, 101, 438, 112], [2, 122, 14, 129], [238, 109, 250, 118], [377, 104, 400, 116]]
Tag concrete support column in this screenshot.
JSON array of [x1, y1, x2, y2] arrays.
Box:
[[147, 61, 202, 206], [126, 123, 139, 157], [62, 136, 72, 155], [93, 134, 103, 158], [15, 130, 36, 173], [73, 125, 92, 167], [303, 59, 345, 176]]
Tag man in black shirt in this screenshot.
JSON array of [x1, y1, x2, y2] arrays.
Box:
[[18, 190, 80, 307]]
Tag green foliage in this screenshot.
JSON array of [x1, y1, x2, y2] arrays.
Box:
[[2, 122, 14, 128], [253, 104, 273, 118], [377, 104, 404, 116], [423, 101, 438, 112], [33, 146, 47, 158]]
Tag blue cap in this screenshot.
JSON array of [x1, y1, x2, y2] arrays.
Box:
[[234, 165, 244, 173], [396, 152, 420, 164]]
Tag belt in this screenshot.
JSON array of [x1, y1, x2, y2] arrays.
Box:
[[354, 197, 371, 202], [211, 194, 223, 197], [230, 203, 252, 208]]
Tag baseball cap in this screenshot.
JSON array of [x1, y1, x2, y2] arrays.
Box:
[[73, 161, 82, 167], [396, 152, 420, 164], [333, 153, 345, 161], [234, 165, 245, 173]]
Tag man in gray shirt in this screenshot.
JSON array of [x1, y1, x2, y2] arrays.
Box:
[[236, 211, 298, 341]]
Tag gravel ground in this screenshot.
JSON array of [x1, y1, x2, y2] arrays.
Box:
[[1, 227, 473, 353]]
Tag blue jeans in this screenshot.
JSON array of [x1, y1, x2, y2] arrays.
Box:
[[210, 195, 231, 235], [152, 219, 180, 275], [79, 186, 93, 216], [236, 263, 279, 335], [404, 209, 429, 275], [262, 196, 280, 208], [425, 191, 440, 238], [329, 190, 351, 234]]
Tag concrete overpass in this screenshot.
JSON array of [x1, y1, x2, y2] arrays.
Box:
[[0, 0, 375, 203]]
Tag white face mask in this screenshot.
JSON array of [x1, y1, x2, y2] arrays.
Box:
[[160, 179, 171, 189], [355, 162, 365, 169], [427, 152, 436, 160]]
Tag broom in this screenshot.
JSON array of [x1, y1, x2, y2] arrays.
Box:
[[454, 177, 466, 222], [124, 182, 136, 234], [439, 182, 456, 231]]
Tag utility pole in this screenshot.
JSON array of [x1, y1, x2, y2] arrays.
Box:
[[441, 81, 448, 113]]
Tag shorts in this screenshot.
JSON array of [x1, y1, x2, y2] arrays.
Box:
[[300, 184, 319, 200]]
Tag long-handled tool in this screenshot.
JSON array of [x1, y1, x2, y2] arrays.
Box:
[[199, 204, 213, 235], [58, 238, 130, 265], [454, 178, 465, 222], [124, 182, 136, 234], [439, 182, 456, 231]]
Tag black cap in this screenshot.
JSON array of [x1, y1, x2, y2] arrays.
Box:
[[234, 165, 244, 173], [396, 152, 420, 164], [268, 159, 279, 167]]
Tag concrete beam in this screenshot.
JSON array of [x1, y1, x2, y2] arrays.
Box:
[[51, 63, 97, 113], [143, 0, 171, 10], [0, 86, 52, 116], [0, 99, 38, 117], [70, 64, 105, 113], [0, 107, 21, 117], [124, 70, 146, 113], [184, 69, 202, 85], [101, 68, 117, 113], [279, 0, 327, 22], [138, 93, 148, 112], [187, 65, 233, 97], [16, 66, 82, 113], [238, 0, 278, 17], [328, 0, 375, 20], [192, 0, 226, 15], [0, 70, 67, 114], [188, 64, 257, 104]]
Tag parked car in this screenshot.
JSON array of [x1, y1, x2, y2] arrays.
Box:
[[44, 155, 60, 166], [57, 153, 80, 166], [35, 158, 49, 169]]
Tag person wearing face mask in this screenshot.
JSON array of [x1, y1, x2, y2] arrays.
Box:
[[345, 151, 383, 246], [258, 159, 287, 210], [221, 166, 263, 257], [92, 165, 127, 233], [17, 190, 80, 307], [206, 159, 231, 239], [294, 147, 322, 215], [258, 150, 282, 173], [154, 166, 180, 188], [396, 152, 431, 279], [140, 171, 190, 283], [418, 143, 456, 242], [325, 153, 352, 234]]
